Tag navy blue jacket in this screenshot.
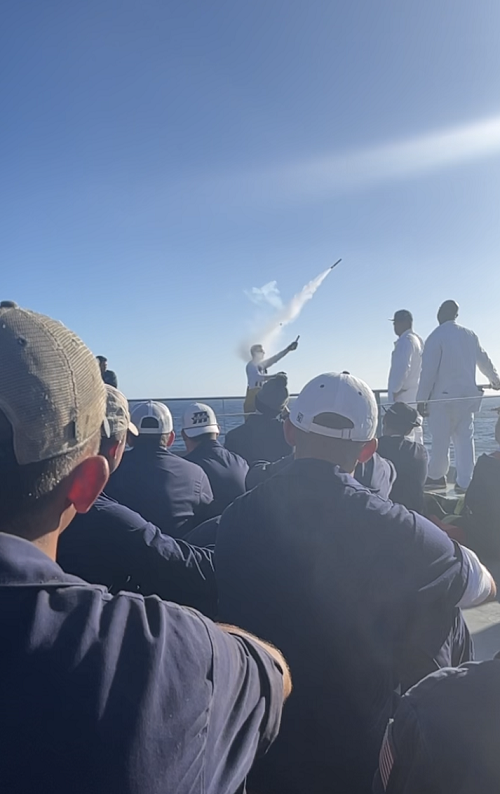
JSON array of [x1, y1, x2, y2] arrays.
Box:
[[106, 446, 213, 537], [58, 492, 217, 617], [225, 414, 292, 465], [246, 452, 397, 500], [185, 439, 248, 513], [0, 532, 284, 794], [377, 435, 428, 513], [374, 659, 500, 793], [215, 458, 470, 794]]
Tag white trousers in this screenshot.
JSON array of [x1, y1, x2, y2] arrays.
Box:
[[427, 401, 476, 488]]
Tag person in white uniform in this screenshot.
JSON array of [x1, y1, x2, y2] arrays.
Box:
[[388, 309, 424, 443], [244, 338, 299, 415], [417, 300, 500, 492]]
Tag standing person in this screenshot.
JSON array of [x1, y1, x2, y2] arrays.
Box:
[[245, 337, 299, 415], [417, 300, 500, 492], [216, 371, 496, 794], [388, 310, 423, 443], [226, 374, 292, 465], [0, 300, 290, 794], [182, 402, 248, 513], [106, 400, 214, 536], [96, 355, 118, 387], [378, 403, 428, 513]]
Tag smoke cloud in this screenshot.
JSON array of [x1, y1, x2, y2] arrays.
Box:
[[238, 266, 333, 360]]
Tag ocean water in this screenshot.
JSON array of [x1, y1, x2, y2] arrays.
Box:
[[129, 394, 500, 460]]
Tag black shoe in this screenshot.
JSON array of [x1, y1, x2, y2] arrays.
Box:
[[425, 476, 447, 490], [454, 484, 467, 495]]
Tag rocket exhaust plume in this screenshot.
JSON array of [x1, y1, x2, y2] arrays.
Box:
[[238, 260, 341, 360]]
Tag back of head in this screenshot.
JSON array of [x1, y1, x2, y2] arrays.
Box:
[[383, 402, 422, 438], [438, 300, 459, 324], [130, 401, 173, 450], [255, 374, 289, 418], [289, 371, 378, 472], [0, 301, 106, 532], [182, 402, 219, 445]]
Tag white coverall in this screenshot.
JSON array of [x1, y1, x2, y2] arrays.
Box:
[[416, 321, 500, 488], [388, 329, 424, 443]]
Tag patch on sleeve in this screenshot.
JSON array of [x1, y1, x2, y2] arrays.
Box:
[[379, 720, 395, 790]]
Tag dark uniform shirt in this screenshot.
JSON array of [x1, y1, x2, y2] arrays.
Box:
[[215, 459, 470, 794], [377, 435, 428, 513], [374, 659, 500, 794], [0, 532, 284, 794], [224, 414, 292, 465], [58, 492, 217, 617], [185, 439, 248, 513], [106, 446, 213, 537], [246, 452, 396, 500]]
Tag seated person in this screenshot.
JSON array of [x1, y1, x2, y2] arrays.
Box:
[[247, 451, 396, 498], [0, 301, 289, 794], [106, 401, 213, 537], [374, 656, 500, 793], [225, 374, 293, 465], [182, 402, 248, 513], [424, 410, 500, 559], [378, 402, 428, 512], [58, 387, 217, 617], [216, 371, 494, 794], [461, 408, 500, 559]]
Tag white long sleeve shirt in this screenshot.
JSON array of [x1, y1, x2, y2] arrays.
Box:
[[246, 347, 290, 389], [416, 321, 500, 404], [388, 329, 423, 404]]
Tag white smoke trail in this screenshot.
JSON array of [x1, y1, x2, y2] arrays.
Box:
[[238, 266, 333, 360]]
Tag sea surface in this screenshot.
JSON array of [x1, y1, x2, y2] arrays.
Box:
[[129, 394, 500, 460]]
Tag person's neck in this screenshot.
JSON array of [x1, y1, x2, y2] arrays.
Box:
[[294, 449, 355, 473]]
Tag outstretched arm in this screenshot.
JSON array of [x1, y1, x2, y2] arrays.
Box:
[[262, 338, 299, 370]]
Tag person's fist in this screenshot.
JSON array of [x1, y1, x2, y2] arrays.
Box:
[[288, 341, 299, 351]]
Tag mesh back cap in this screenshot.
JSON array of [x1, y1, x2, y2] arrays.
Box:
[[131, 401, 173, 434], [104, 386, 139, 438], [0, 301, 106, 465], [290, 372, 378, 442]]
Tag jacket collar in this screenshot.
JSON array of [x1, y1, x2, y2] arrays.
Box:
[[0, 532, 96, 589]]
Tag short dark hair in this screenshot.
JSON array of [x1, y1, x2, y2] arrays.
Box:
[[132, 433, 171, 450], [189, 432, 218, 445], [0, 411, 99, 530], [96, 356, 107, 363]]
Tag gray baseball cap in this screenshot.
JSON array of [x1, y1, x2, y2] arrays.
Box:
[[104, 386, 138, 438], [0, 301, 107, 465]]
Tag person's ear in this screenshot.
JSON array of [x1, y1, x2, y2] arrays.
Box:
[[284, 417, 297, 447], [108, 439, 121, 462], [66, 455, 109, 514], [358, 438, 377, 464], [167, 431, 176, 448]]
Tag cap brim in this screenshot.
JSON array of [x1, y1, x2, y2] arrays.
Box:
[[128, 422, 139, 437]]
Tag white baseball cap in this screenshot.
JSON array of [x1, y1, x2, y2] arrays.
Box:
[[182, 402, 219, 438], [290, 372, 378, 442], [131, 401, 173, 435]]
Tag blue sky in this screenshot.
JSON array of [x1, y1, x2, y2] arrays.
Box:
[[1, 0, 500, 398]]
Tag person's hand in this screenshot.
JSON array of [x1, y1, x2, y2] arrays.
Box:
[[490, 383, 500, 391], [417, 402, 428, 418], [288, 336, 300, 352]]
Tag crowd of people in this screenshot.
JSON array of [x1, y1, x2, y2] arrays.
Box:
[[0, 297, 500, 793]]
